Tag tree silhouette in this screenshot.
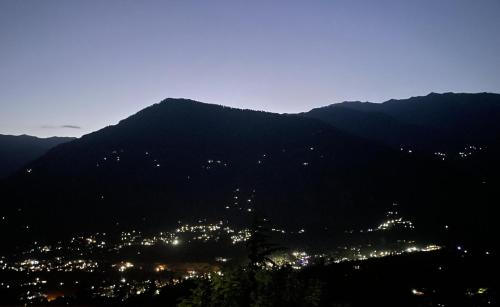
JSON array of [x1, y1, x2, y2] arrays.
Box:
[[246, 213, 283, 270]]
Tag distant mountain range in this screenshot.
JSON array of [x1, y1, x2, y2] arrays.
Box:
[[304, 92, 500, 151], [0, 134, 74, 178], [1, 93, 498, 249]]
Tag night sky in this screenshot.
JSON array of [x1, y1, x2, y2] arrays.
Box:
[[1, 0, 499, 137]]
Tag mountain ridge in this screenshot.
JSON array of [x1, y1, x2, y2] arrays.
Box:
[[1, 93, 496, 250], [305, 92, 500, 150], [0, 134, 75, 178], [3, 98, 434, 241]]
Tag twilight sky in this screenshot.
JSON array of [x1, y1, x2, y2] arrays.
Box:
[[1, 0, 500, 137]]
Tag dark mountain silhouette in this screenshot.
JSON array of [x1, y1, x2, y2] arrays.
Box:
[[0, 134, 74, 178], [1, 97, 495, 250], [305, 92, 500, 151]]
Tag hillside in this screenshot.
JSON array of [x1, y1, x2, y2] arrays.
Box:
[[0, 134, 74, 178], [1, 97, 493, 251], [305, 92, 500, 151]]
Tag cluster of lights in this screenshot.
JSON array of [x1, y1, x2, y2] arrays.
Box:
[[114, 261, 134, 272], [270, 251, 321, 270], [434, 152, 447, 160], [333, 244, 442, 263], [227, 188, 256, 212], [361, 209, 415, 232], [1, 204, 455, 305], [376, 217, 414, 231], [271, 228, 286, 234], [204, 159, 228, 170], [458, 145, 483, 158], [230, 229, 252, 244], [6, 258, 98, 273]]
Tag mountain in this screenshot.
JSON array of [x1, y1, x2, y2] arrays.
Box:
[[304, 92, 500, 151], [1, 97, 494, 251], [0, 134, 74, 178]]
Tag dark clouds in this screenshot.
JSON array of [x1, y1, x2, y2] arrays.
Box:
[[42, 125, 82, 129]]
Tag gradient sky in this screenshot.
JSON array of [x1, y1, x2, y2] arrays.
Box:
[[1, 0, 500, 137]]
